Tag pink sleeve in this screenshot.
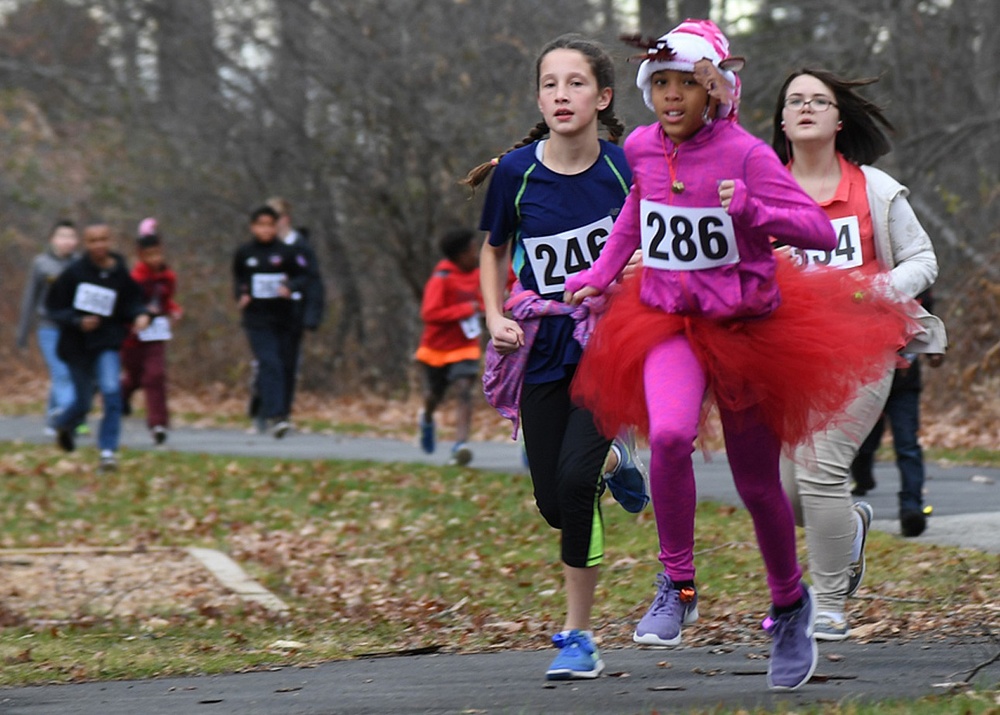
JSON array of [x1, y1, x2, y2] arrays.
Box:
[[564, 189, 642, 295], [729, 146, 836, 251]]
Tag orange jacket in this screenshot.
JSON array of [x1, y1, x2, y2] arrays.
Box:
[[415, 259, 483, 366]]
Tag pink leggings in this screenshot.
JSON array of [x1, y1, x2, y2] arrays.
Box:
[[644, 334, 803, 608]]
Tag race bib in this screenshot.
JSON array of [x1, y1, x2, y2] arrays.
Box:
[[522, 216, 614, 294], [73, 283, 117, 317], [789, 216, 862, 271], [459, 314, 482, 340], [640, 200, 739, 271], [138, 316, 172, 342], [251, 272, 286, 299]]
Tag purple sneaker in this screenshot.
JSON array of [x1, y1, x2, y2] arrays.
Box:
[[767, 584, 818, 691], [633, 573, 698, 647]]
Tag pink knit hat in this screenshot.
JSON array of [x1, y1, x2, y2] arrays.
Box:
[[138, 217, 158, 237], [633, 19, 744, 119]]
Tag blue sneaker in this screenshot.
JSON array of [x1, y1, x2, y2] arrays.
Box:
[[847, 501, 873, 597], [633, 573, 698, 646], [605, 432, 650, 514], [545, 630, 604, 680], [419, 411, 435, 454], [767, 584, 818, 691]]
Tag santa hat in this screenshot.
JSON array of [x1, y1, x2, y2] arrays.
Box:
[[635, 19, 742, 119]]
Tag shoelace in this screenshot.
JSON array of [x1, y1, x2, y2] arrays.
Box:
[[769, 606, 804, 642], [649, 579, 694, 616], [552, 631, 591, 653]]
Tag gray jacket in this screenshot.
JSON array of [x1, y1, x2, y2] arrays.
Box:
[[16, 250, 76, 347], [862, 165, 948, 354]]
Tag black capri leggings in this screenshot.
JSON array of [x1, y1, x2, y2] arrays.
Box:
[[520, 370, 612, 569]]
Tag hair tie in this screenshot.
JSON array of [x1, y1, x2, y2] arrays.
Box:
[[490, 157, 499, 166]]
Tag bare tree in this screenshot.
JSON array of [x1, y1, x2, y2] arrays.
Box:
[[1, 0, 996, 403], [149, 0, 221, 135]]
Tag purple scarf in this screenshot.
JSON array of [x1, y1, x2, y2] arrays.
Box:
[[482, 282, 606, 439]]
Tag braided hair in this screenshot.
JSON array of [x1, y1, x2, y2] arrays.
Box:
[[463, 34, 626, 189]]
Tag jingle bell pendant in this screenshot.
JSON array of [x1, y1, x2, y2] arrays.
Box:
[[671, 180, 685, 194]]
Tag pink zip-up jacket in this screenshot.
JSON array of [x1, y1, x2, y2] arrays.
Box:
[[564, 120, 836, 320]]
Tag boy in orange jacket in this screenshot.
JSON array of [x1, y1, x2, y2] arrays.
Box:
[[415, 228, 483, 465]]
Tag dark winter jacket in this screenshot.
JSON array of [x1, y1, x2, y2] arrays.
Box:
[[45, 252, 148, 360], [284, 228, 326, 331], [232, 237, 308, 330]]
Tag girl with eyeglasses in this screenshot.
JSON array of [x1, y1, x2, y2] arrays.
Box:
[[771, 69, 947, 642]]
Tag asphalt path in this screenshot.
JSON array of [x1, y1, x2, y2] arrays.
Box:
[[1, 414, 998, 713], [3, 414, 999, 552], [2, 640, 996, 715]]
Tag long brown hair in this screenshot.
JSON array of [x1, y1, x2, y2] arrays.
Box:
[[772, 69, 894, 166]]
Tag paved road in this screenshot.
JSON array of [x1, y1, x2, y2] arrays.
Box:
[[3, 414, 998, 552], [1, 414, 998, 713], [1, 639, 997, 715]]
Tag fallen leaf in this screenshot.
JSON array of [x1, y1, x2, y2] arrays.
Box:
[[269, 640, 306, 650]]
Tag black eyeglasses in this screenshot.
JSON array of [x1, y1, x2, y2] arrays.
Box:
[[784, 96, 837, 112]]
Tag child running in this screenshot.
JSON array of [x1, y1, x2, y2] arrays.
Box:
[[772, 70, 946, 641], [564, 20, 916, 690], [121, 218, 184, 445], [468, 33, 647, 681], [233, 205, 308, 438], [45, 222, 151, 472], [16, 220, 80, 430], [415, 228, 483, 466]]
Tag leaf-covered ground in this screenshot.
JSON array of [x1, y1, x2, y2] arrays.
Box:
[[0, 363, 998, 686], [0, 439, 997, 686]]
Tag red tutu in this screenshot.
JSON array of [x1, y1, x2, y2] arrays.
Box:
[[571, 257, 919, 447]]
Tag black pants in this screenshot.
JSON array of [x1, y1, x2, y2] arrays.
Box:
[[283, 327, 304, 418], [520, 371, 611, 568], [245, 325, 298, 421]]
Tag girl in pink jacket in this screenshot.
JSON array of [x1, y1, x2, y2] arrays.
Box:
[[564, 19, 914, 691]]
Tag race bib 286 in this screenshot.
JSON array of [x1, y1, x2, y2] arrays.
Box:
[[640, 200, 739, 271]]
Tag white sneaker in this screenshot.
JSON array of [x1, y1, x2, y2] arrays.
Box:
[[814, 611, 849, 641], [272, 420, 291, 439], [847, 501, 873, 597], [98, 450, 118, 473]]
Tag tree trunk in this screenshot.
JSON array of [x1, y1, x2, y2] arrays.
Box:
[[678, 0, 713, 21], [150, 0, 219, 136], [639, 0, 668, 33]]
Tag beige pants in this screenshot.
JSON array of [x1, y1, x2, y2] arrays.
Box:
[[781, 367, 894, 614]]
